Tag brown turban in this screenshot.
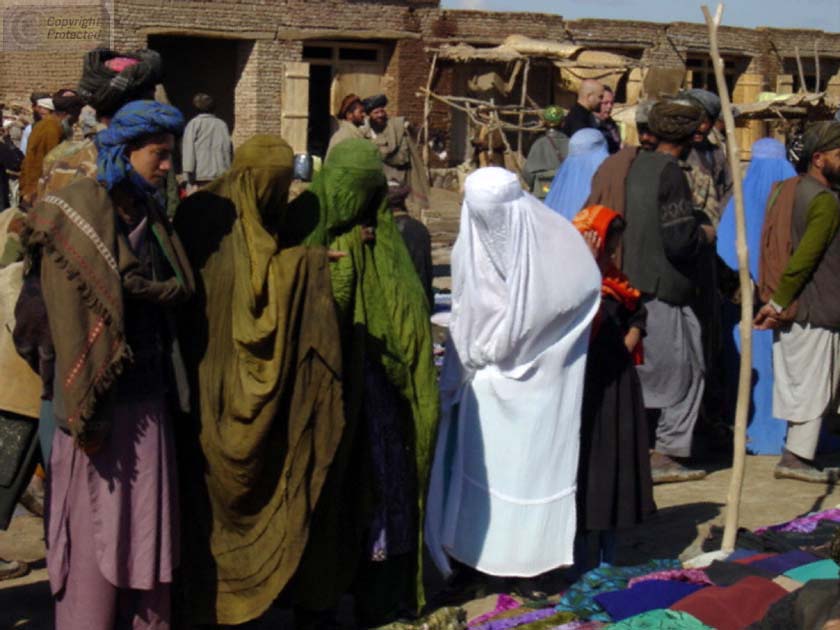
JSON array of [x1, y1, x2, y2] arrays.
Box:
[[337, 93, 362, 119], [801, 121, 840, 167], [648, 100, 704, 143]]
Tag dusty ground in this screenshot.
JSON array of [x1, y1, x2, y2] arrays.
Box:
[[3, 454, 839, 629], [4, 188, 838, 628]]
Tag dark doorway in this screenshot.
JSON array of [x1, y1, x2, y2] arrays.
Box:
[[147, 35, 240, 134], [308, 65, 333, 158]]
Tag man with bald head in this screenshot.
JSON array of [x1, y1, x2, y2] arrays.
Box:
[[562, 79, 605, 138]]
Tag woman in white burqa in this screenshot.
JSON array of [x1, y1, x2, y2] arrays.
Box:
[[426, 167, 601, 578]]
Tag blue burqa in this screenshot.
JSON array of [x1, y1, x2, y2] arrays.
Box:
[[717, 138, 795, 454], [544, 128, 608, 220]]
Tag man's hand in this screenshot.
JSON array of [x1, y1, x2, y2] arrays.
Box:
[[700, 224, 716, 243], [327, 250, 347, 262], [753, 303, 783, 330], [361, 226, 376, 243]]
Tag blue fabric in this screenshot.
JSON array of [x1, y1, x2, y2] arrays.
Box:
[[726, 549, 764, 562], [38, 399, 55, 465], [750, 550, 820, 576], [555, 558, 681, 621], [94, 100, 184, 192], [716, 138, 795, 455], [544, 128, 608, 220], [594, 579, 705, 622]]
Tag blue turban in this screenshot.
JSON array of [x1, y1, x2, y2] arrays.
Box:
[[95, 100, 184, 191]]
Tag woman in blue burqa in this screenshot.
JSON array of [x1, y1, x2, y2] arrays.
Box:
[[717, 137, 795, 454], [544, 128, 609, 220]]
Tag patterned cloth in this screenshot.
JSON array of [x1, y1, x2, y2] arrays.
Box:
[[554, 560, 681, 621], [627, 569, 713, 588], [472, 608, 565, 630], [469, 595, 522, 626], [94, 100, 184, 192], [607, 609, 712, 629], [755, 508, 840, 535]]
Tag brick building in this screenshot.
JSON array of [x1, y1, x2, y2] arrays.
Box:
[[1, 0, 838, 160]]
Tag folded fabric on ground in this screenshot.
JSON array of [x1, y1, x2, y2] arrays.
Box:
[[593, 579, 705, 621], [671, 575, 788, 630], [627, 568, 713, 588], [771, 576, 803, 592], [377, 606, 468, 629], [727, 550, 766, 562], [606, 609, 713, 629], [705, 523, 840, 556], [512, 612, 577, 629], [554, 559, 680, 621], [783, 559, 840, 583], [469, 595, 522, 626], [704, 560, 775, 586], [755, 508, 840, 534], [472, 608, 567, 630], [553, 622, 607, 630], [749, 550, 820, 575]]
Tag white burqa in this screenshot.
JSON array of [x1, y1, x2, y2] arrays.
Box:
[[425, 167, 601, 578]]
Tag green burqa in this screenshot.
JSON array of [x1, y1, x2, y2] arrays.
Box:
[[173, 135, 345, 625], [290, 138, 439, 620]]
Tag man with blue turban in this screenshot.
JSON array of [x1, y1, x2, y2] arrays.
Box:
[[25, 100, 194, 629]]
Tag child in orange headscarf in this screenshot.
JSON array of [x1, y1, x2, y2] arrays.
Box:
[[573, 205, 655, 573]]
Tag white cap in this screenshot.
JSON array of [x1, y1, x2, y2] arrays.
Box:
[[36, 98, 54, 111]]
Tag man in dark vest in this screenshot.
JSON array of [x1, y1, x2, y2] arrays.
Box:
[[755, 121, 840, 483], [623, 100, 715, 483]]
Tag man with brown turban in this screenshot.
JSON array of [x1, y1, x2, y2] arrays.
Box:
[[622, 100, 716, 483], [755, 120, 840, 482], [326, 93, 367, 157]]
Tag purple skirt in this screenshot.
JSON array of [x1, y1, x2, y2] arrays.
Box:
[[46, 394, 178, 594]]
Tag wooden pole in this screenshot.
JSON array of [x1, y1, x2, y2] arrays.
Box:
[[795, 46, 807, 94], [702, 3, 753, 554], [422, 53, 438, 170], [815, 42, 821, 93], [517, 58, 531, 155]]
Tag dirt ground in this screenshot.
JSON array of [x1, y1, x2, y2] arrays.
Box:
[[4, 188, 839, 628], [3, 454, 839, 629]]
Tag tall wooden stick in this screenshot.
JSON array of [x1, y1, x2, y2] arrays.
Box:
[[815, 42, 821, 93], [702, 3, 753, 553], [517, 58, 531, 154], [794, 46, 807, 93], [421, 52, 438, 170]]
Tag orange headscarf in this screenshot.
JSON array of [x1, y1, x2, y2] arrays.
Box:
[[573, 205, 644, 363], [572, 205, 641, 312]]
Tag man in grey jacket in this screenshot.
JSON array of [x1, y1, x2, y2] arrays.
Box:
[[182, 93, 232, 194]]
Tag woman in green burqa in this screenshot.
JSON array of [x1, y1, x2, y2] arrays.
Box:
[[290, 138, 439, 627], [173, 135, 345, 626]]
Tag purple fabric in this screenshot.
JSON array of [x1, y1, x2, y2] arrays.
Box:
[[469, 594, 522, 626], [594, 579, 706, 621], [627, 568, 713, 588], [754, 508, 840, 534], [472, 607, 557, 630], [749, 550, 820, 576], [47, 394, 177, 596]]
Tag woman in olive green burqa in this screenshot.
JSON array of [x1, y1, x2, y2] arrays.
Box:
[[290, 138, 439, 627], [173, 135, 346, 626]]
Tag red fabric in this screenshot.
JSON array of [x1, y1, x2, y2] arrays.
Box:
[[670, 575, 787, 630], [574, 205, 643, 364]]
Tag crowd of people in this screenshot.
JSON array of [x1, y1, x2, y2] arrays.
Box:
[[0, 42, 839, 630]]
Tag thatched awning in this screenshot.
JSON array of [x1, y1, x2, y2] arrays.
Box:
[[735, 92, 838, 120]]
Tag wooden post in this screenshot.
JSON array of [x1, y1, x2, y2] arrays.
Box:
[[795, 46, 807, 94], [517, 58, 531, 155], [422, 53, 438, 170], [815, 42, 821, 93], [702, 3, 753, 554]]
